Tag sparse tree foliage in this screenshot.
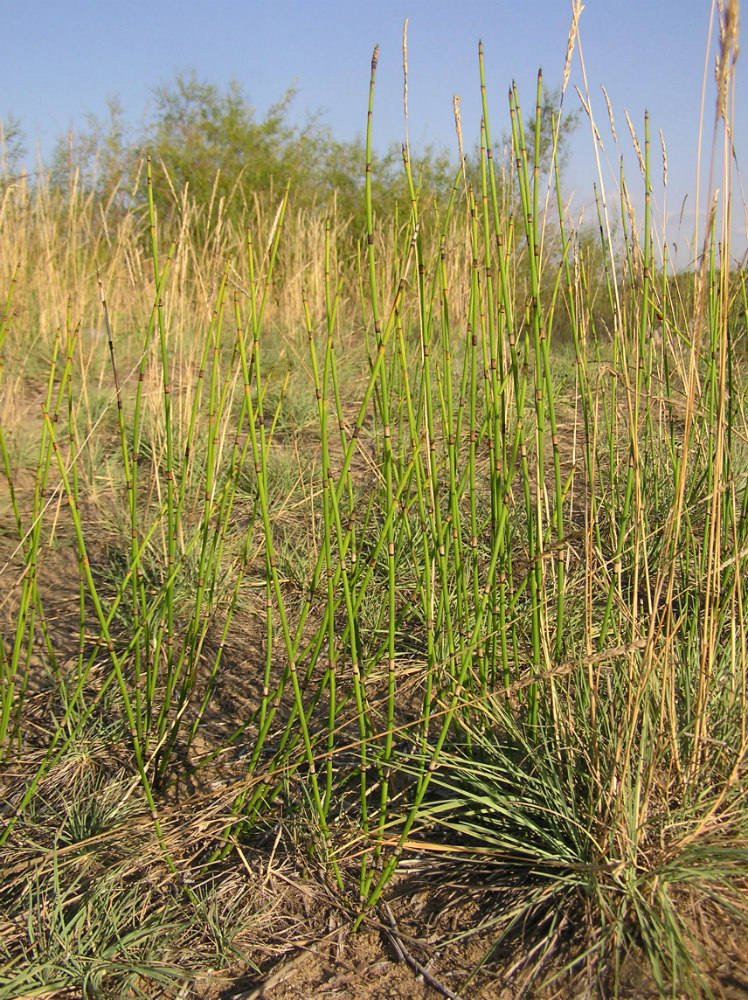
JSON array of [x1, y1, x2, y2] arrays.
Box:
[[14, 72, 579, 242], [48, 97, 137, 210], [0, 113, 26, 180], [146, 72, 321, 216]]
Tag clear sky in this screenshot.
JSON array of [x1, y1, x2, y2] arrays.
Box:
[[3, 0, 746, 260]]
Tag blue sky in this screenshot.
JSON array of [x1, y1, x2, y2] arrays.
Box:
[[3, 0, 745, 259]]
